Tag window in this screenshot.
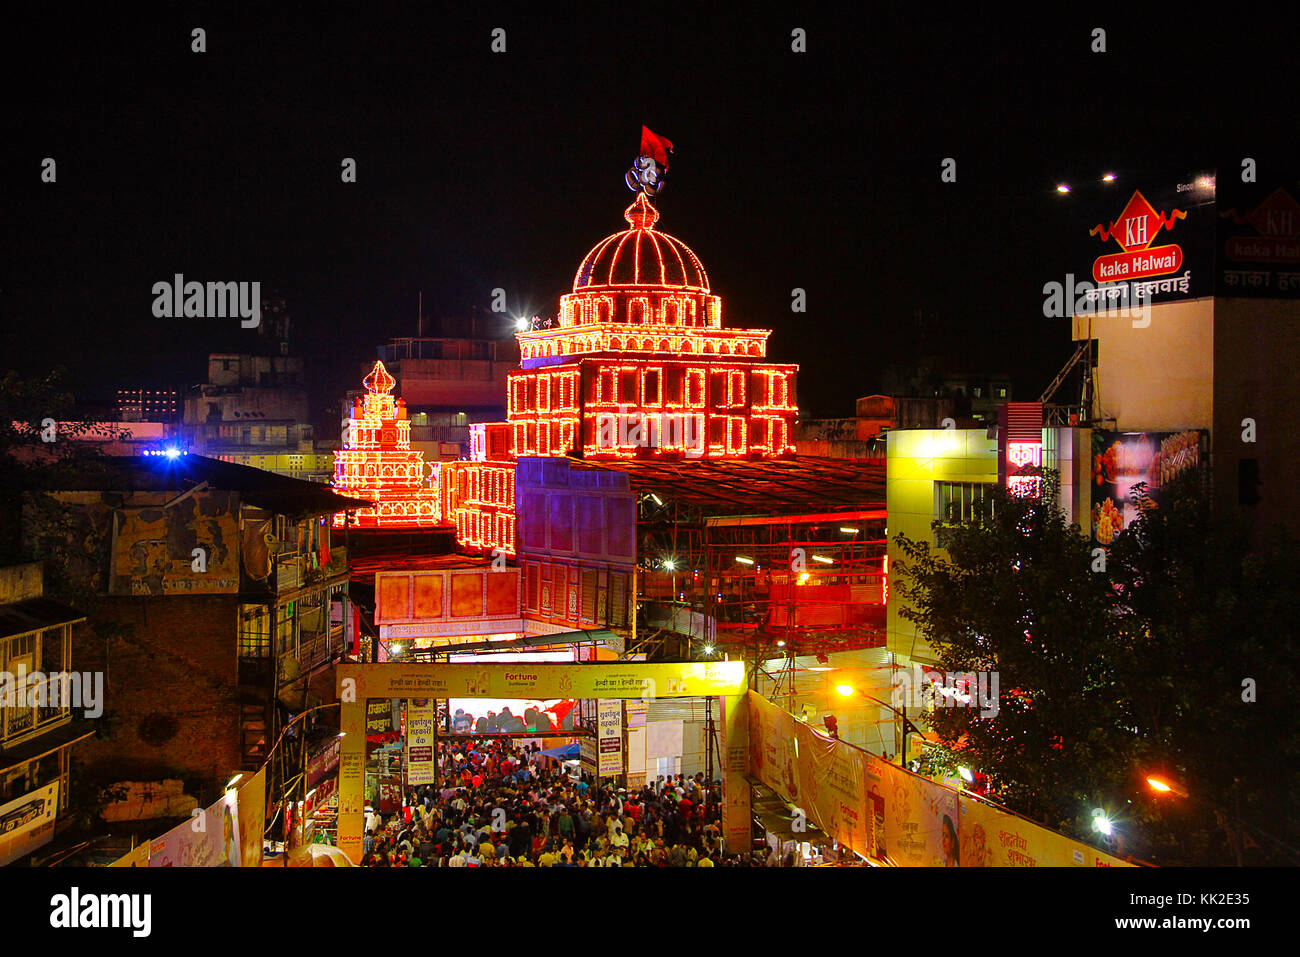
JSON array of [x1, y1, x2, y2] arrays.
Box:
[[998, 387, 1007, 398], [239, 607, 271, 658], [936, 481, 996, 525], [972, 387, 982, 399]]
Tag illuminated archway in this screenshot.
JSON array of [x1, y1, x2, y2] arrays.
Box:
[[336, 660, 749, 863]]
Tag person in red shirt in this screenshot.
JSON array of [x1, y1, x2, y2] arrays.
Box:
[[471, 771, 484, 788], [678, 795, 693, 817]]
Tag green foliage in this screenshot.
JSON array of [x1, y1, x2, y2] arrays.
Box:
[[0, 368, 124, 608], [893, 470, 1300, 864]]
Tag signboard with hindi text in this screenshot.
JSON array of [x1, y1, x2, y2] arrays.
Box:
[[406, 699, 436, 786], [597, 699, 624, 777]]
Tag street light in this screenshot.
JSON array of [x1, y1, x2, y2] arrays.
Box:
[[1092, 809, 1114, 838], [1145, 775, 1188, 798]]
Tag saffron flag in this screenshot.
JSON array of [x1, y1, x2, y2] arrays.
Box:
[[640, 126, 673, 167]]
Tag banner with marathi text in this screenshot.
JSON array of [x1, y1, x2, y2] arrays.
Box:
[[149, 789, 241, 867], [746, 692, 1130, 867]]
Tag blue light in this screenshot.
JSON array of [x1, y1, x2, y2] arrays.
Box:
[[164, 447, 181, 459]]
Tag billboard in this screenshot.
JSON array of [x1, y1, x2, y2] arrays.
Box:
[[746, 693, 1130, 867], [1216, 163, 1300, 298], [446, 698, 577, 734], [149, 790, 241, 867], [1091, 430, 1206, 544], [0, 782, 59, 867], [110, 493, 240, 595], [1048, 173, 1216, 315], [597, 699, 624, 777], [406, 699, 436, 786]]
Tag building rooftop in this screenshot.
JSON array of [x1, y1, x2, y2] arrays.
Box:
[[30, 454, 372, 517], [567, 455, 885, 515]]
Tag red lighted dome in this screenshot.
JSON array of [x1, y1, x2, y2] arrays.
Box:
[[573, 192, 710, 293]]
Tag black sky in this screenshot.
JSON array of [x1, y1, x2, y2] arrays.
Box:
[[4, 8, 1296, 424]]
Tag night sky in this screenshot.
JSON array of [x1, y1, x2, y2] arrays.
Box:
[[4, 9, 1294, 425]]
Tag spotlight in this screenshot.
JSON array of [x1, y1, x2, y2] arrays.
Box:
[[1056, 184, 1071, 194], [1102, 173, 1116, 182], [1091, 809, 1113, 838]]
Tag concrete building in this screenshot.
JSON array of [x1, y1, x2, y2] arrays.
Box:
[[39, 455, 366, 797], [0, 562, 93, 866], [183, 353, 333, 483]]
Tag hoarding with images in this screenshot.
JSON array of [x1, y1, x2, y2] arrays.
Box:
[[746, 693, 1130, 867], [0, 782, 59, 867], [110, 492, 240, 595], [445, 698, 577, 734], [1091, 430, 1206, 544], [149, 789, 241, 867]]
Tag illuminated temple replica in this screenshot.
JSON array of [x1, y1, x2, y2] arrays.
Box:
[[353, 182, 885, 659], [441, 190, 805, 556], [332, 360, 440, 528]]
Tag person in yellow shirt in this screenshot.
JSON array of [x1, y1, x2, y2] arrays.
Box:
[[697, 853, 715, 868]]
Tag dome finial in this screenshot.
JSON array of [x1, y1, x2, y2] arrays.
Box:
[[624, 192, 660, 230], [363, 359, 396, 394]]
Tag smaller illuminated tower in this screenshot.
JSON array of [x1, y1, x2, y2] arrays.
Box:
[[332, 360, 440, 528]]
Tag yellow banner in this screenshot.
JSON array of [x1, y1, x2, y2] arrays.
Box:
[[957, 798, 1131, 867], [747, 693, 1131, 867], [337, 660, 747, 702], [236, 769, 267, 867]]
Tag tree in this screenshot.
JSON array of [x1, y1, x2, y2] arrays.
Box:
[[0, 368, 125, 608], [894, 472, 1139, 845], [895, 467, 1300, 864], [1106, 472, 1300, 865]]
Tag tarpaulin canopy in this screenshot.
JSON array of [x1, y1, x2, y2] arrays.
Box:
[[539, 743, 580, 761]]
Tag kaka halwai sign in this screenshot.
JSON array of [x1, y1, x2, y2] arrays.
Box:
[[1054, 174, 1215, 312], [1217, 164, 1300, 297]]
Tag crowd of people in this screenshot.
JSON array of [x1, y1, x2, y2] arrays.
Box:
[[359, 737, 776, 867]]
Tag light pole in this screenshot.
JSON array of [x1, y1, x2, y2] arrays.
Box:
[[264, 701, 341, 865], [830, 683, 924, 761]]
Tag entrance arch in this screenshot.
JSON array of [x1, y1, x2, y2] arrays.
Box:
[[336, 660, 750, 863]]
